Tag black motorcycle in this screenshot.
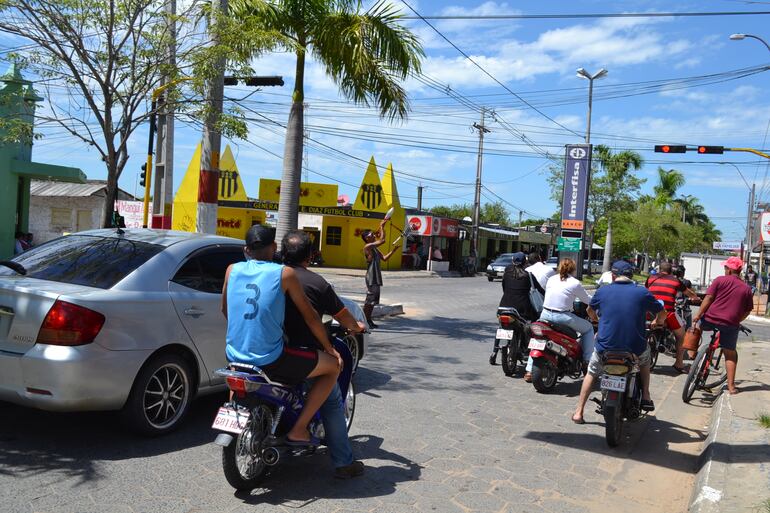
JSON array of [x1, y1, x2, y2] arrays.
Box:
[[646, 323, 675, 370], [494, 306, 530, 377], [595, 351, 643, 447]]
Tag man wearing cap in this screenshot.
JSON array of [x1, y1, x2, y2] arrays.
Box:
[[572, 261, 666, 424], [222, 225, 343, 447], [692, 256, 754, 395], [361, 218, 399, 328]]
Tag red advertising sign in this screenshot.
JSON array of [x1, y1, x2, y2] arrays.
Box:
[[434, 218, 459, 238], [408, 215, 432, 236], [406, 215, 458, 238]]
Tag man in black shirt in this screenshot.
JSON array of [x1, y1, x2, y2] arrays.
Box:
[[282, 230, 366, 479]]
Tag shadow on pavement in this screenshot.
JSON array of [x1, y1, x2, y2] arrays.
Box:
[[235, 434, 420, 506], [0, 392, 226, 484]]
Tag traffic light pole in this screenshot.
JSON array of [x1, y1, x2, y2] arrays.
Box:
[[142, 99, 157, 228]]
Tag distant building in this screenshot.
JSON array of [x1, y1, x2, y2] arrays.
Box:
[[29, 180, 135, 244]]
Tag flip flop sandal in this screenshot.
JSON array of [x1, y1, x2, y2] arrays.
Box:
[[285, 435, 321, 447], [571, 416, 585, 425], [673, 365, 690, 374]]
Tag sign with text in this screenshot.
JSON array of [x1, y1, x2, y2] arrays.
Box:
[[560, 144, 592, 231], [761, 213, 770, 242], [115, 200, 144, 228], [558, 236, 582, 252], [407, 215, 432, 236], [712, 241, 743, 251]]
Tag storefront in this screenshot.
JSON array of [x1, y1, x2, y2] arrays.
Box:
[[403, 212, 460, 271]]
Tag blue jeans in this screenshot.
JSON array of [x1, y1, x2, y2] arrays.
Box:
[[526, 309, 595, 372], [318, 381, 353, 468]]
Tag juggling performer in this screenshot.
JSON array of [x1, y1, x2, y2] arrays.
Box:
[[360, 207, 399, 329]]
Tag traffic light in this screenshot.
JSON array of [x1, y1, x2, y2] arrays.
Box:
[[654, 145, 687, 153], [697, 146, 724, 154], [140, 163, 147, 188]]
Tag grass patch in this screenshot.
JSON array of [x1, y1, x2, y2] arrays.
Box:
[[758, 413, 770, 429], [755, 498, 770, 513]]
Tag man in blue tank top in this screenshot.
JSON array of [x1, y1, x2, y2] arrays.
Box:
[[222, 225, 342, 446]]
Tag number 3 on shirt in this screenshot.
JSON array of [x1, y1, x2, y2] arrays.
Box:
[[243, 283, 260, 320]]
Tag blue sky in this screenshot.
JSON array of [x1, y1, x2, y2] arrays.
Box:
[[9, 0, 770, 242]]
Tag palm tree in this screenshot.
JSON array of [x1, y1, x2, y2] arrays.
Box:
[[592, 145, 644, 272], [653, 167, 685, 208], [229, 0, 424, 242], [675, 194, 709, 225]]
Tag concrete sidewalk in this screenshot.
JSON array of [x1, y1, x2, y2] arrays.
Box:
[[689, 340, 770, 513]]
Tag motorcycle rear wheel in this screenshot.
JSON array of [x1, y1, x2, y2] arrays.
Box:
[[531, 358, 557, 393], [604, 403, 623, 447], [501, 345, 518, 377], [222, 403, 272, 491], [647, 333, 659, 371]]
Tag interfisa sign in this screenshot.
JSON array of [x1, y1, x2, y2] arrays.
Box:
[[561, 144, 592, 231]]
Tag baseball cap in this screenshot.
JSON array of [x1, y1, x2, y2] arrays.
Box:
[[511, 252, 526, 264], [245, 224, 275, 249], [724, 256, 743, 271], [611, 260, 634, 277]]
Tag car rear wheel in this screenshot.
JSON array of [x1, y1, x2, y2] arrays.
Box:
[[122, 352, 193, 436]]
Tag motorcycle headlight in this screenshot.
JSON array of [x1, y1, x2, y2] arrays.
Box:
[[603, 364, 630, 376]]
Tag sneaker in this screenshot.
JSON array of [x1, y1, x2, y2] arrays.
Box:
[[334, 460, 364, 479]]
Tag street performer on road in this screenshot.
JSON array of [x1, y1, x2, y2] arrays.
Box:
[[361, 218, 398, 329]]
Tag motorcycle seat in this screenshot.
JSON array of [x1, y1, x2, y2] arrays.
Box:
[[538, 320, 578, 339]]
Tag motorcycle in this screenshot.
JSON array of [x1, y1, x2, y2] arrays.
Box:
[[646, 322, 675, 370], [494, 306, 530, 377], [594, 351, 643, 447], [527, 299, 591, 393], [211, 337, 355, 491], [460, 256, 477, 277]]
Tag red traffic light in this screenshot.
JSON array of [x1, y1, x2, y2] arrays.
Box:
[[697, 146, 724, 154], [654, 145, 686, 153]]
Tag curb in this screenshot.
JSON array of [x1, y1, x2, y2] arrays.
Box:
[[372, 303, 404, 318], [746, 314, 770, 324], [688, 391, 729, 513]]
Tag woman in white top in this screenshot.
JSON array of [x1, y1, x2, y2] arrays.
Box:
[[525, 258, 595, 381]]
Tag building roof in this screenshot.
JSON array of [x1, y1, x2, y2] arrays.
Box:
[[480, 226, 519, 237], [30, 179, 135, 200]]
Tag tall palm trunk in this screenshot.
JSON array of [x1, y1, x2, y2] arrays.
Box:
[[602, 218, 613, 272], [276, 48, 306, 247]]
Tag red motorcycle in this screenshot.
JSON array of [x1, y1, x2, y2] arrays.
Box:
[[527, 300, 591, 393]]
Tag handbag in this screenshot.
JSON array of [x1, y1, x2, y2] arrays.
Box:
[[528, 272, 544, 313], [683, 324, 702, 351]]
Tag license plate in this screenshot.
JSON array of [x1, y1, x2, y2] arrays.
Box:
[[600, 375, 627, 392], [496, 329, 514, 340], [528, 339, 546, 350], [212, 407, 250, 435]]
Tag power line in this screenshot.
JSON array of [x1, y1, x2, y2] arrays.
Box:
[[401, 10, 770, 20]]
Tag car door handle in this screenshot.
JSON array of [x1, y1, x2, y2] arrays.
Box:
[[184, 308, 205, 317]]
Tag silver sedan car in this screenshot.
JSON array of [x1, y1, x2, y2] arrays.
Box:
[[0, 229, 367, 435]]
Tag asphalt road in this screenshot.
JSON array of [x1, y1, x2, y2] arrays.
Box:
[[3, 275, 759, 513]]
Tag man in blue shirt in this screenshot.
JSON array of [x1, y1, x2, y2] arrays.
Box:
[[222, 225, 342, 447], [572, 261, 666, 424]]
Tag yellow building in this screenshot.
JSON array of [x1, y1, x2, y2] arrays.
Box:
[[173, 147, 406, 270]]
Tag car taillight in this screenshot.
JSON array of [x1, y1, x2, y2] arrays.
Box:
[[499, 315, 513, 328], [37, 300, 105, 346]]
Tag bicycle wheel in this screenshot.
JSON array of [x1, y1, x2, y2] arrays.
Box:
[[704, 347, 728, 389], [682, 344, 710, 403]]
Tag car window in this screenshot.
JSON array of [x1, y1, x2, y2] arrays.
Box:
[[198, 249, 245, 294], [171, 258, 203, 290], [0, 235, 163, 289]]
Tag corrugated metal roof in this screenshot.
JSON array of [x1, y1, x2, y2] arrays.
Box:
[[480, 226, 519, 237], [30, 180, 108, 197]]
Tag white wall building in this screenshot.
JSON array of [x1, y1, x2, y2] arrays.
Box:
[[29, 180, 135, 244]]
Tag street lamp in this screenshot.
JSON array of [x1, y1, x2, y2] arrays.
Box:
[[576, 67, 608, 144], [719, 162, 756, 263], [729, 33, 770, 52]]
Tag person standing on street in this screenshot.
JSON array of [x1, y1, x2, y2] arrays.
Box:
[[645, 261, 700, 373], [281, 230, 366, 479], [361, 218, 398, 329], [693, 256, 754, 395], [745, 265, 758, 295]]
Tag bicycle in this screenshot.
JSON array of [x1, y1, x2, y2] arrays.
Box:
[[682, 323, 751, 403]]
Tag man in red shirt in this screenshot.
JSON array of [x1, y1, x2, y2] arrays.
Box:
[[693, 257, 754, 395], [645, 261, 700, 372]]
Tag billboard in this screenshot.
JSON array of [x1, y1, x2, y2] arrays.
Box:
[[712, 241, 742, 251], [761, 213, 770, 242], [561, 144, 592, 231]]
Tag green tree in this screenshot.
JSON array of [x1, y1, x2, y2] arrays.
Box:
[[653, 167, 686, 208], [429, 201, 511, 225], [230, 0, 424, 244]]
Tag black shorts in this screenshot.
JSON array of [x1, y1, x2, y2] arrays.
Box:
[[701, 320, 740, 351], [365, 284, 381, 305], [260, 346, 319, 386]]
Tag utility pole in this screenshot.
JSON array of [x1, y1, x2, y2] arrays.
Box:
[[152, 0, 176, 229], [518, 210, 522, 227], [303, 102, 309, 183], [417, 185, 423, 210], [746, 183, 755, 264], [197, 0, 228, 234], [472, 108, 490, 261]]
